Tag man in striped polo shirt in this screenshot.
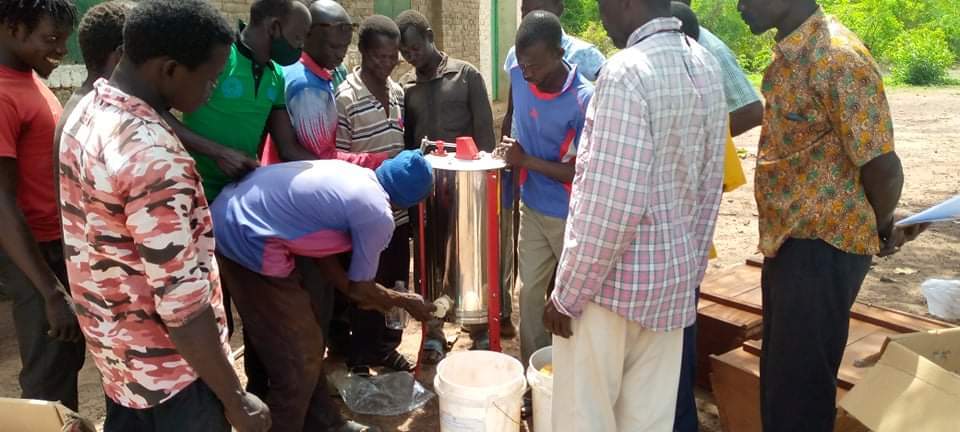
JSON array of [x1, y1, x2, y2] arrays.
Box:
[[332, 15, 411, 374]]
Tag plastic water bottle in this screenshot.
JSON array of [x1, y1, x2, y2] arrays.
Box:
[[433, 295, 453, 319], [385, 281, 409, 330]]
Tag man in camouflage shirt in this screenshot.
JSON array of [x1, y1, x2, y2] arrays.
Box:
[[58, 1, 269, 430]]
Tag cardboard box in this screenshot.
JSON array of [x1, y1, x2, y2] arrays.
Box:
[[0, 398, 95, 432], [840, 327, 960, 432]]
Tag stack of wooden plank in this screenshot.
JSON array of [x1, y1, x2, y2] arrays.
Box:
[[698, 260, 954, 432], [695, 259, 764, 389]]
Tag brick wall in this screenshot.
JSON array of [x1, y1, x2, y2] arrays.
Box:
[[46, 0, 506, 101], [210, 0, 485, 79], [449, 0, 482, 68], [213, 0, 252, 24]]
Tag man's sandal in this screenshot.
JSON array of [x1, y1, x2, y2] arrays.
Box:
[[333, 420, 381, 432], [380, 350, 414, 372]]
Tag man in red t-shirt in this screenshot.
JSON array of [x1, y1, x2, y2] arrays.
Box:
[[0, 0, 85, 410]]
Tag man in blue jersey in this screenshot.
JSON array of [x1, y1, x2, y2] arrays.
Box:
[[496, 0, 604, 353], [497, 11, 593, 367], [500, 0, 605, 137]]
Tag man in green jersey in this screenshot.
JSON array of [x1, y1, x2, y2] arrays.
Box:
[[165, 0, 315, 202]]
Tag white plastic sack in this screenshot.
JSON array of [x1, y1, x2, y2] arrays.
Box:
[[921, 279, 960, 320]]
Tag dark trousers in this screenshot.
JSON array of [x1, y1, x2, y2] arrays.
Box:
[[104, 380, 228, 432], [760, 239, 872, 432], [0, 241, 85, 410], [243, 255, 335, 399], [218, 254, 343, 432], [330, 223, 409, 367], [674, 308, 699, 432]]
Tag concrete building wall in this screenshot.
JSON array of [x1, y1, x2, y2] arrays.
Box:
[[438, 0, 481, 68], [212, 0, 253, 24], [478, 0, 492, 97]]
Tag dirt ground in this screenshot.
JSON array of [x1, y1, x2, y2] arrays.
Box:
[[1, 86, 958, 431]]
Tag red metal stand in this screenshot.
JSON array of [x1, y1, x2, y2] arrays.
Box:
[[414, 202, 429, 377], [486, 171, 502, 352]]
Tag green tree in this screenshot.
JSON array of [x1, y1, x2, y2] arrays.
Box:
[[561, 0, 599, 35], [823, 0, 904, 60], [578, 20, 617, 57], [561, 0, 958, 84], [887, 27, 955, 85], [691, 0, 773, 72]]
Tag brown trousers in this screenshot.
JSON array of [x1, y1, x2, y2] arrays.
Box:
[[217, 254, 343, 432]]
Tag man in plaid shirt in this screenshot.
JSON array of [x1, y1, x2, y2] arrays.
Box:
[[543, 0, 727, 430]]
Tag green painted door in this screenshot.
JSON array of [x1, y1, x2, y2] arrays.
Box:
[[374, 0, 412, 18]]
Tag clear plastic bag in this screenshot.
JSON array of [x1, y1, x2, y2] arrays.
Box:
[[921, 279, 960, 320], [330, 371, 435, 416]]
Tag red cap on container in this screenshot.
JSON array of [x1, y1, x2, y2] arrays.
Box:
[[455, 136, 479, 160], [434, 140, 447, 156]]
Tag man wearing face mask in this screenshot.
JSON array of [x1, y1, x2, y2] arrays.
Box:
[[167, 0, 313, 206]]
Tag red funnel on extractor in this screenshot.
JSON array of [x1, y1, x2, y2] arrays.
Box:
[[455, 136, 479, 160]]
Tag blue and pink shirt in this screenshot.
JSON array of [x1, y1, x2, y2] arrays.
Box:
[[261, 54, 387, 168], [510, 62, 593, 219], [210, 160, 394, 281]]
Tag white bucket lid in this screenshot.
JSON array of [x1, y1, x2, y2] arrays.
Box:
[[426, 153, 507, 172], [435, 351, 526, 399]]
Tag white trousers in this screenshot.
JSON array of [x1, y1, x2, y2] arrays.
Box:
[[551, 302, 683, 432]]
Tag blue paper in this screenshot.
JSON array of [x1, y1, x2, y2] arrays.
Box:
[[896, 195, 960, 226]]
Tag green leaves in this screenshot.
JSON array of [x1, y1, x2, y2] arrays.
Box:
[[887, 28, 955, 85], [560, 0, 957, 84]]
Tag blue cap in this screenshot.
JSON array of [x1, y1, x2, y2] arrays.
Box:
[[375, 150, 434, 208]]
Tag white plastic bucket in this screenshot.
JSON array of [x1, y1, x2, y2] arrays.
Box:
[[435, 350, 526, 432], [527, 346, 553, 432]]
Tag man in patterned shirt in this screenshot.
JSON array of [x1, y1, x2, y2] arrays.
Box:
[[542, 0, 727, 430], [736, 1, 923, 430], [58, 1, 269, 430]]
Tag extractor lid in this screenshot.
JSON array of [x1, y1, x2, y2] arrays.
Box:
[[425, 153, 507, 172]]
